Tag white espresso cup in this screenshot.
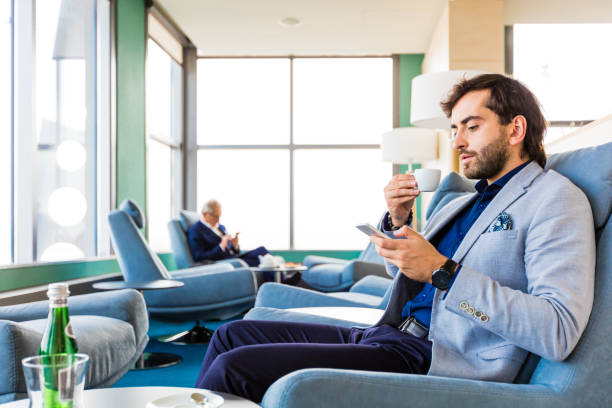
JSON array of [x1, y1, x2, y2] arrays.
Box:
[[414, 168, 442, 192]]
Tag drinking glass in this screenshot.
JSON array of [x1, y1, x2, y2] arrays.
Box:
[[22, 354, 89, 408]]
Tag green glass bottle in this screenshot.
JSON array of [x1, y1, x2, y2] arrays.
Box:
[[39, 283, 78, 408]]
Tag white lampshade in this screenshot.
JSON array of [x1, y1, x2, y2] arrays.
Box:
[[381, 128, 438, 166], [410, 70, 489, 129]]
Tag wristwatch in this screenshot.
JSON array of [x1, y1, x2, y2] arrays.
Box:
[[431, 258, 458, 290]]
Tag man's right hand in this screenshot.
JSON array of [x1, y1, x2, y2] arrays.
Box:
[[384, 173, 420, 227], [220, 234, 231, 250]]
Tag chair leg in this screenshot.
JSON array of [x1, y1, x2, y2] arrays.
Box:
[[157, 320, 215, 345]]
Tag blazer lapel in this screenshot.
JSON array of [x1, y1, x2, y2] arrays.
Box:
[[452, 162, 543, 262]]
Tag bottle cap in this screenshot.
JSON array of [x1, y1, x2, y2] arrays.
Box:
[[47, 283, 70, 299]]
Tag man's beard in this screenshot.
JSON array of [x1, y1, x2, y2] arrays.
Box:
[[461, 132, 510, 180]]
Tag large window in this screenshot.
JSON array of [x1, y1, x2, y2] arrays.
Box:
[[5, 0, 110, 265], [1, 0, 11, 265], [197, 57, 392, 250], [146, 38, 183, 251], [513, 24, 612, 142]]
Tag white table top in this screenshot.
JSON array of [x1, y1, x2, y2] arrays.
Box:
[[2, 387, 260, 408], [285, 306, 384, 326]]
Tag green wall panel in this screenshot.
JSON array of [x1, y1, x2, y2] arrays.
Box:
[[398, 54, 424, 230], [115, 0, 147, 214], [399, 54, 424, 127], [271, 250, 362, 263], [0, 253, 177, 292]]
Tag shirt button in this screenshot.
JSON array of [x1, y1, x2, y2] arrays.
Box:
[[480, 315, 489, 322], [466, 307, 474, 315], [474, 311, 482, 318], [459, 301, 468, 310]]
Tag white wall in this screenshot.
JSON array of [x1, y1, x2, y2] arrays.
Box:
[[505, 0, 612, 24], [422, 3, 449, 74]]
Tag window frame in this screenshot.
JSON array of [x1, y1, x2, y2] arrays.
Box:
[[145, 8, 188, 250], [195, 56, 394, 250]]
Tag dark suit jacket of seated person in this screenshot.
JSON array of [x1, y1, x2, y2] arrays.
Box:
[[187, 200, 268, 267], [194, 74, 596, 403]]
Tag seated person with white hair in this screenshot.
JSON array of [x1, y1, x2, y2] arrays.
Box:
[[188, 199, 269, 268]]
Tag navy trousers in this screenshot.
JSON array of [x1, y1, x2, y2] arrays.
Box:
[[195, 319, 432, 402], [237, 246, 268, 267]]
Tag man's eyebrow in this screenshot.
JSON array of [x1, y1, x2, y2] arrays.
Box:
[[451, 115, 484, 128]]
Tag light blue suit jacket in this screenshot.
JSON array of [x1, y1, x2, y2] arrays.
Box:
[[376, 161, 596, 383]]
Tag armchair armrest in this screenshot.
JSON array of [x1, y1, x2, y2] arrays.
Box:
[[349, 275, 392, 297], [244, 307, 371, 328], [168, 262, 235, 278], [303, 255, 351, 268], [254, 283, 378, 309], [262, 369, 555, 408], [0, 290, 148, 349], [217, 258, 249, 268], [350, 261, 389, 282], [145, 267, 256, 307]]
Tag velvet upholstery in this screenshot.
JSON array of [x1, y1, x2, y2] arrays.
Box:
[[251, 142, 612, 408], [0, 289, 148, 402], [108, 200, 257, 322]]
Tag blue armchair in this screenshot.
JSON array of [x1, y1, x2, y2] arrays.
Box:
[[0, 289, 148, 403], [168, 210, 249, 270], [300, 242, 388, 292], [108, 200, 257, 344], [252, 142, 612, 408]]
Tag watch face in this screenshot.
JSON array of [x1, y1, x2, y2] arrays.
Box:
[[432, 268, 451, 290]]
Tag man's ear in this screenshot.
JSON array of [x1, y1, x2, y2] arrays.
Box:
[[508, 115, 527, 147]]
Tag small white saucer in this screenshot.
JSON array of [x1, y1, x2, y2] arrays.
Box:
[[146, 391, 224, 408]]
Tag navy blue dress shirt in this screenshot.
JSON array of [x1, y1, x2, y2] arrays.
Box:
[[397, 161, 531, 328]]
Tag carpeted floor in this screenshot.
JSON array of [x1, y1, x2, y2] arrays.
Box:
[[113, 316, 239, 388]]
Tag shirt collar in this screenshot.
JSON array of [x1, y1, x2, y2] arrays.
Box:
[[475, 160, 532, 194], [200, 219, 223, 237]]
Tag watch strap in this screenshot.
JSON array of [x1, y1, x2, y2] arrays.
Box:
[[386, 210, 413, 231]]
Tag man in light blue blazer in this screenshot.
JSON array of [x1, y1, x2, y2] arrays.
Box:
[[195, 74, 595, 402]]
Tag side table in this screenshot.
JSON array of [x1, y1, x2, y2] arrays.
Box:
[[92, 279, 185, 370]]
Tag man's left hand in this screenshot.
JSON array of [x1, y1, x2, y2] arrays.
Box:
[[370, 226, 447, 284]]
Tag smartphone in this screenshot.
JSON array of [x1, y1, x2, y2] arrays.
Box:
[[356, 223, 388, 239]]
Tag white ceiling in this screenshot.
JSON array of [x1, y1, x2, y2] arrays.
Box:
[[156, 0, 447, 56], [156, 0, 612, 56]]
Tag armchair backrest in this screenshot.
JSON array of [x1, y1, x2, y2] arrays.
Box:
[[166, 210, 202, 269], [108, 199, 171, 281], [168, 219, 195, 270], [425, 171, 476, 222]]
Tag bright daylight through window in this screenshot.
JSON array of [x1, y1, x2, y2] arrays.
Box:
[[2, 0, 109, 265], [513, 24, 612, 143], [146, 38, 183, 251], [197, 57, 392, 250]]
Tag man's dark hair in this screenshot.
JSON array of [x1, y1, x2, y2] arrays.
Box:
[[440, 74, 547, 168]]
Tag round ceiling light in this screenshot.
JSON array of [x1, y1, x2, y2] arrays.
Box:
[[278, 17, 302, 28]]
